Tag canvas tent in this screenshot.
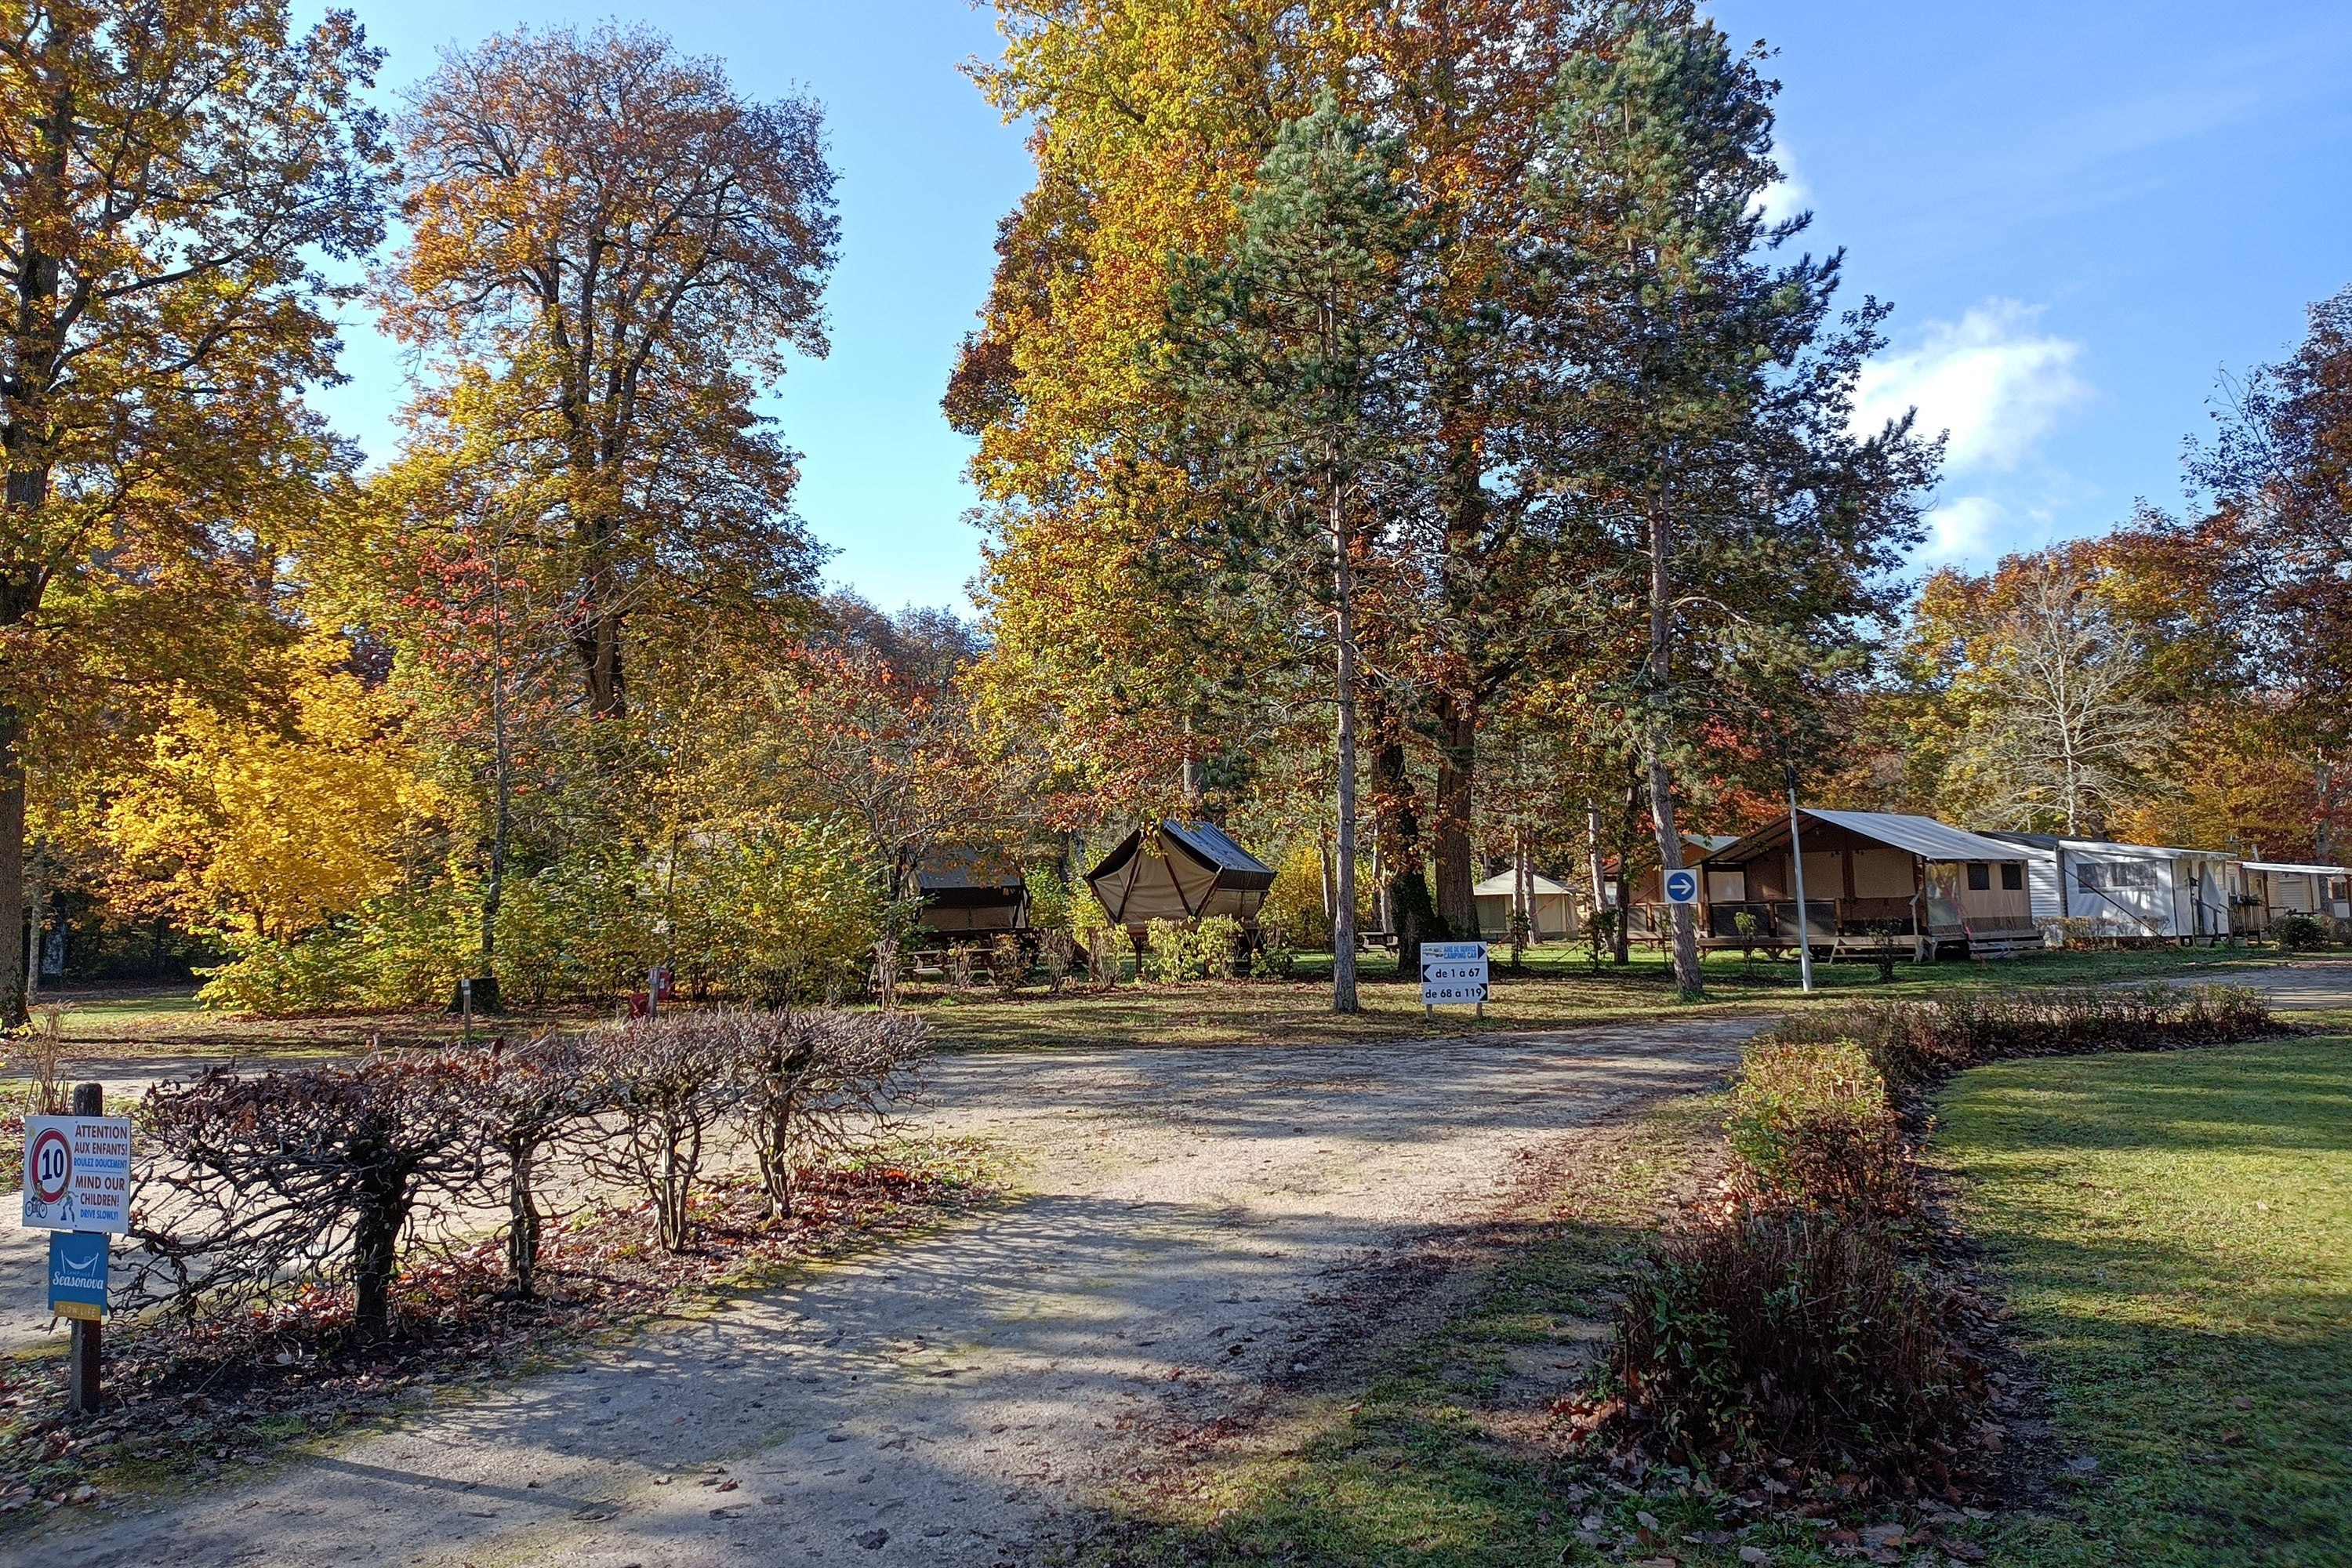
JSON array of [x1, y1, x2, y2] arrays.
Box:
[[1983, 833, 2243, 943], [1472, 870, 1577, 942], [2243, 861, 2352, 936], [1084, 821, 1276, 930], [1606, 833, 1736, 942], [1700, 810, 2038, 959], [914, 851, 1030, 937]]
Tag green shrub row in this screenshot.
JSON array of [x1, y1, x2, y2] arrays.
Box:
[[1591, 984, 2277, 1486], [1755, 981, 2276, 1090]]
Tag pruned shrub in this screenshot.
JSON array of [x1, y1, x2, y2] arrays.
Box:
[[135, 1052, 486, 1338], [1602, 1207, 1981, 1480], [1755, 982, 2275, 1091], [474, 1033, 612, 1297], [733, 1009, 927, 1218], [583, 1016, 745, 1251], [1726, 1040, 1912, 1218]]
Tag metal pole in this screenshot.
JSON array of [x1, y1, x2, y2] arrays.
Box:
[[68, 1081, 102, 1416], [1786, 766, 1815, 996]]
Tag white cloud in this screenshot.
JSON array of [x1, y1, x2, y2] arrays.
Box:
[[1750, 148, 1809, 221], [1853, 300, 2092, 476], [1918, 495, 2004, 563]]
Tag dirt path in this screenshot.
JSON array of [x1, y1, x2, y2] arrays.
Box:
[[5, 1017, 1755, 1568]]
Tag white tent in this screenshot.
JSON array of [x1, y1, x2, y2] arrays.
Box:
[[1472, 870, 1576, 942]]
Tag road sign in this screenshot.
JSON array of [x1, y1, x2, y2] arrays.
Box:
[[1421, 941, 1490, 1007], [20, 1116, 132, 1235], [47, 1232, 107, 1321], [1663, 868, 1700, 906]]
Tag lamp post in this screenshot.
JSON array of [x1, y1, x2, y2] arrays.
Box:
[[1785, 762, 1815, 995]]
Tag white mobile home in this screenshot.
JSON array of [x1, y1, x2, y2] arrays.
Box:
[[1983, 834, 2244, 944]]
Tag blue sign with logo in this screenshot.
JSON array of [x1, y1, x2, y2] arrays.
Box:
[[1663, 868, 1701, 905], [48, 1231, 107, 1320]]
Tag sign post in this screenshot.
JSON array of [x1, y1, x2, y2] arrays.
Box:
[[22, 1083, 128, 1415], [1663, 868, 1700, 907], [1421, 941, 1490, 1019]]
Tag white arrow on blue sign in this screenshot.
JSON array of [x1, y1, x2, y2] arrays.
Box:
[[1663, 869, 1701, 905]]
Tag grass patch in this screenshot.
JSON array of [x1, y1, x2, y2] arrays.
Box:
[[921, 945, 2286, 1054], [1081, 1097, 2002, 1568], [1933, 1032, 2352, 1566]]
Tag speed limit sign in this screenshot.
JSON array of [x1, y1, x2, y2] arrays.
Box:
[[20, 1116, 132, 1234]]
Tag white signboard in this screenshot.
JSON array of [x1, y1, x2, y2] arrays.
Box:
[[1421, 940, 1490, 1007], [1663, 868, 1701, 906], [20, 1116, 132, 1235]]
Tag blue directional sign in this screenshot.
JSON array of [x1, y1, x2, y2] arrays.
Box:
[[1663, 868, 1701, 906], [47, 1232, 107, 1321]]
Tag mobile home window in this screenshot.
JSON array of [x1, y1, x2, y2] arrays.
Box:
[[2001, 862, 2023, 891], [1966, 862, 1991, 891]]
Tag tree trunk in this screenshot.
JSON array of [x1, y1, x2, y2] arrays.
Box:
[[1432, 689, 1476, 937], [0, 712, 25, 1028], [1614, 789, 1637, 967], [1373, 732, 1439, 976], [1330, 499, 1360, 1014], [353, 1181, 405, 1340], [505, 1136, 541, 1298], [1585, 799, 1608, 942]]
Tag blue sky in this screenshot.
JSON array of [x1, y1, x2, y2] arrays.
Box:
[[315, 1, 2352, 612]]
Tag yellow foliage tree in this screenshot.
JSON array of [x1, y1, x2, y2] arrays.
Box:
[[106, 643, 436, 942]]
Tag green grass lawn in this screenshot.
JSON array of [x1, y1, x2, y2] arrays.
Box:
[[1935, 1032, 2352, 1567], [917, 942, 2288, 1051]]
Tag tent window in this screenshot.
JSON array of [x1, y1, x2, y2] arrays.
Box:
[[1966, 862, 1991, 891], [2001, 863, 2023, 891]]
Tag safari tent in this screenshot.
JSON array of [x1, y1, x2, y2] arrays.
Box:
[[913, 851, 1029, 938], [1083, 821, 1276, 931], [1700, 809, 2039, 959], [1472, 869, 1577, 942], [1983, 833, 2244, 943], [1612, 833, 1739, 942]]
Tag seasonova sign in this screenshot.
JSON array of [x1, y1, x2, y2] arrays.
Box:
[[20, 1116, 132, 1234], [1420, 940, 1490, 1007], [47, 1232, 107, 1321]]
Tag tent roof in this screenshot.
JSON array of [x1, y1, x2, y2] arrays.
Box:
[[1472, 871, 1573, 898], [1158, 819, 1275, 877], [1710, 808, 2027, 866], [2245, 860, 2350, 876], [915, 848, 1025, 893]]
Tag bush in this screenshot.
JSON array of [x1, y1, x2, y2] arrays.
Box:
[[1755, 982, 2275, 1091], [2276, 912, 2328, 950], [731, 1009, 927, 1218], [1606, 1207, 1980, 1479], [583, 1015, 745, 1251], [1725, 1040, 1912, 1218], [135, 1052, 485, 1338]]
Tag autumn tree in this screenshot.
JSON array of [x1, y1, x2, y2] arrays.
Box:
[[2190, 281, 2352, 858], [1154, 99, 1427, 1013], [1527, 15, 1933, 996], [379, 23, 837, 729], [0, 0, 390, 1020], [1918, 554, 2173, 837]]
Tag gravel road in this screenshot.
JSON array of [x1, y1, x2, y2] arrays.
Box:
[[3, 1017, 1758, 1568], [13, 955, 2350, 1568]]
